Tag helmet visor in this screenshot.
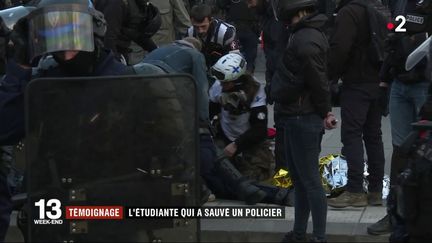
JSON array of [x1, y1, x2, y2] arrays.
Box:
[[28, 9, 94, 60], [210, 68, 226, 81]]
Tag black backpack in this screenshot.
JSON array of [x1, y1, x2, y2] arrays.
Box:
[[350, 0, 391, 65]]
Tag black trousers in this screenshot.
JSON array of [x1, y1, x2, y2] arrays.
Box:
[[341, 86, 385, 193]]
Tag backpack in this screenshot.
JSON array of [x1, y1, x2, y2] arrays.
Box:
[[350, 0, 391, 66]]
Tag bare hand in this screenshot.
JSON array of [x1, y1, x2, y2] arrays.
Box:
[[224, 142, 238, 157]]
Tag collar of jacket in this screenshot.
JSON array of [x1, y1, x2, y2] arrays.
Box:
[[291, 12, 328, 33], [174, 40, 196, 50]]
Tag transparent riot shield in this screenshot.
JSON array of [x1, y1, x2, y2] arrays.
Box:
[[25, 75, 199, 242]]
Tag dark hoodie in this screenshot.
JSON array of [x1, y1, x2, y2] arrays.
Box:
[[274, 13, 332, 119]]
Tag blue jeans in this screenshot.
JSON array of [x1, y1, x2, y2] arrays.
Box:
[[275, 114, 327, 240], [389, 80, 429, 147]]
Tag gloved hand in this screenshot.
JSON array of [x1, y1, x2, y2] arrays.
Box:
[[378, 86, 390, 117], [8, 18, 30, 66], [220, 91, 247, 106], [220, 91, 248, 114]]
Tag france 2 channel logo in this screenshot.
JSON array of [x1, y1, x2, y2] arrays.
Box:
[[388, 15, 425, 33], [33, 199, 64, 225]]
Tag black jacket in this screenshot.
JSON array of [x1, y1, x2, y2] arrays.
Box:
[[94, 0, 157, 60], [260, 1, 289, 83], [94, 0, 131, 58], [328, 1, 380, 85], [274, 13, 331, 119]]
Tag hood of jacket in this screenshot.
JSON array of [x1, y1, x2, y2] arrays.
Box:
[[291, 12, 328, 32]]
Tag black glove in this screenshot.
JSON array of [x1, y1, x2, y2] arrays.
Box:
[[379, 86, 390, 117], [8, 18, 30, 66]]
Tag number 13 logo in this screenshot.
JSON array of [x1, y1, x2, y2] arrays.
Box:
[[34, 199, 62, 220]]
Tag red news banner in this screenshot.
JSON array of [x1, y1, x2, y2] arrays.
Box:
[[66, 206, 124, 220], [64, 206, 285, 220]]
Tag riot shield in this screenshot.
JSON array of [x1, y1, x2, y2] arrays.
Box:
[[25, 75, 199, 242]]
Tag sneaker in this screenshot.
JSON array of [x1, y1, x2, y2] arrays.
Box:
[[207, 193, 216, 202], [309, 236, 327, 242], [281, 231, 307, 242], [367, 192, 383, 206], [327, 191, 368, 208], [367, 214, 392, 235]]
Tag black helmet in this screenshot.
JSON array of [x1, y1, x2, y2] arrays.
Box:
[[26, 0, 106, 59], [272, 0, 318, 22]]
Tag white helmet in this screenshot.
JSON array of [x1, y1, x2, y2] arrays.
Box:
[[210, 53, 247, 82]]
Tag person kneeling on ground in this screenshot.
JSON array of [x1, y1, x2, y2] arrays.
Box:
[[209, 53, 273, 182]]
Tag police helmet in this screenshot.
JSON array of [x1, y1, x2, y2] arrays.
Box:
[[211, 53, 247, 82], [26, 0, 106, 60], [271, 0, 318, 22]]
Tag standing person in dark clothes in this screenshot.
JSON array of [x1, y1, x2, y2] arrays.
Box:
[[247, 0, 289, 173], [367, 0, 430, 235], [221, 0, 260, 74], [247, 0, 289, 87], [327, 0, 387, 208], [0, 1, 131, 240], [270, 0, 336, 242], [93, 0, 161, 64]]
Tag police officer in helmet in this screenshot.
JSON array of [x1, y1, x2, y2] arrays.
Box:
[[0, 0, 131, 239]]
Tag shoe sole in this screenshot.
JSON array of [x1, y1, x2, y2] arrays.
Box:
[[368, 200, 383, 206], [367, 228, 391, 236], [368, 203, 383, 206], [328, 203, 368, 208]]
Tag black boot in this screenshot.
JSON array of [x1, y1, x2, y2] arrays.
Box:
[[214, 156, 266, 205], [390, 145, 408, 186], [367, 214, 391, 235], [253, 182, 294, 206]]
